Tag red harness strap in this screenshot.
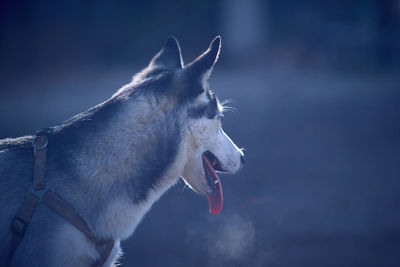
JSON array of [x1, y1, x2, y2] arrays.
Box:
[[8, 133, 114, 267]]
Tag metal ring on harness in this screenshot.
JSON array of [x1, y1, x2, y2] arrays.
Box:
[[32, 136, 48, 151]]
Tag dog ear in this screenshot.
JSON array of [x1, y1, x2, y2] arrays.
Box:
[[184, 36, 221, 84], [150, 36, 183, 70]]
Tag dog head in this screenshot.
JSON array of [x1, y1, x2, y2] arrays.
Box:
[[143, 36, 245, 213]]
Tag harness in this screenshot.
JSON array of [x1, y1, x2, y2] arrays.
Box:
[[8, 131, 114, 266]]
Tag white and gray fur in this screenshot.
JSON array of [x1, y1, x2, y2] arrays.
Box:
[[0, 36, 244, 266]]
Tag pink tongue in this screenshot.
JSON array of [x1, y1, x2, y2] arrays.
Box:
[[202, 155, 223, 214]]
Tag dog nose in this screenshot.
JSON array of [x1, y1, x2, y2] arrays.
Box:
[[240, 155, 245, 165]]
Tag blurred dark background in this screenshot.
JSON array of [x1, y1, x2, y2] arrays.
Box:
[[1, 0, 400, 266]]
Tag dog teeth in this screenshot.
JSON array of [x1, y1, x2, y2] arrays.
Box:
[[214, 180, 219, 184]]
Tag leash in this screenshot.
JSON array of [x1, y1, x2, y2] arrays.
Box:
[[8, 130, 114, 267]]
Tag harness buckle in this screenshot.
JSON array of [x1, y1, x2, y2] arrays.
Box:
[[29, 185, 52, 202], [11, 217, 27, 236]]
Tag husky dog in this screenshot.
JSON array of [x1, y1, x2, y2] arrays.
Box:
[[0, 36, 244, 266]]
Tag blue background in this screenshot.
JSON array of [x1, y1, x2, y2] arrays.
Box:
[[1, 1, 400, 266]]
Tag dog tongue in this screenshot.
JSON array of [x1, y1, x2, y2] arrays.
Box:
[[202, 155, 223, 214]]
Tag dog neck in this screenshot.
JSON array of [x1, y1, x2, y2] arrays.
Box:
[[49, 94, 187, 240]]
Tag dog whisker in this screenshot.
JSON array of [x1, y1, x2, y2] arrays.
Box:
[[219, 99, 238, 114]]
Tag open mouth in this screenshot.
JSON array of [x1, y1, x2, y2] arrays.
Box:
[[202, 151, 224, 215]]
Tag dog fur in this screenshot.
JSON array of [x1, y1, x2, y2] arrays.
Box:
[[0, 36, 244, 266]]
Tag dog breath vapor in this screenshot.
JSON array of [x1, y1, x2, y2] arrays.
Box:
[[186, 212, 256, 265]]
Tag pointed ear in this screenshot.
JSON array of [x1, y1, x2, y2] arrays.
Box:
[[184, 36, 221, 82], [150, 36, 183, 70]]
